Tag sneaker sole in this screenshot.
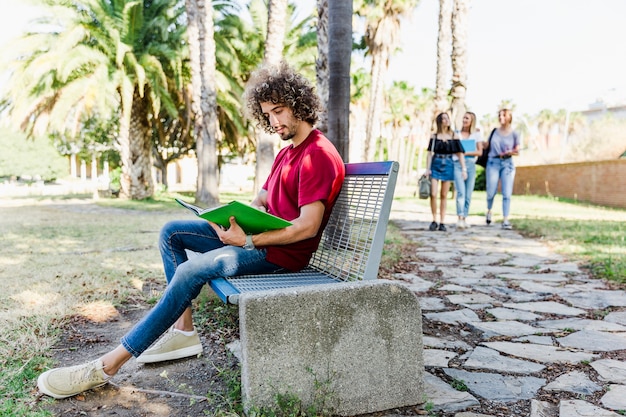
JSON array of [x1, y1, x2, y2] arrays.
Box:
[[136, 344, 203, 364], [37, 372, 108, 399]]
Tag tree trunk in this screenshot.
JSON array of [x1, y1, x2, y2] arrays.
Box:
[[315, 0, 329, 134], [435, 0, 453, 116], [253, 0, 287, 194], [450, 0, 469, 131], [326, 0, 352, 161], [117, 89, 154, 200], [186, 0, 219, 206]]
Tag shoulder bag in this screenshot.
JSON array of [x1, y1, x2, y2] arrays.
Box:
[[476, 128, 496, 168], [418, 174, 431, 199]]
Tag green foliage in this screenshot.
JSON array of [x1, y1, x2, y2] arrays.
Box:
[[0, 128, 68, 182], [450, 378, 468, 392]]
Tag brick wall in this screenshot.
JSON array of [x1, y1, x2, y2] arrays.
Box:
[[513, 160, 626, 209]]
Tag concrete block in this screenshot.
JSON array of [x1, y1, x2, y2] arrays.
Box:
[[239, 280, 424, 416]]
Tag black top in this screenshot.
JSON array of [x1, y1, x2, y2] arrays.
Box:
[[428, 134, 464, 155]]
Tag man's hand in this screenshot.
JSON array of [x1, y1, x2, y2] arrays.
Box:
[[209, 216, 247, 247]]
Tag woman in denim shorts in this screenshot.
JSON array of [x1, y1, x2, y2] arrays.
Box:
[[425, 112, 466, 231]]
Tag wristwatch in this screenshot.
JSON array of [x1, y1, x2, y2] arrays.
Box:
[[242, 234, 255, 250]]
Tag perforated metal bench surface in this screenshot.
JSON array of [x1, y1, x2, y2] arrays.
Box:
[[210, 161, 399, 304]]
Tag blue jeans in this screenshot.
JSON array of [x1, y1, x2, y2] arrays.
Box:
[[121, 220, 282, 357], [486, 157, 516, 218], [453, 157, 477, 218]]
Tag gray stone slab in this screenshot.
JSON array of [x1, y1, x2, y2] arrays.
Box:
[[558, 330, 626, 352], [422, 336, 472, 351], [501, 301, 585, 316], [543, 370, 602, 395], [442, 368, 545, 403], [446, 293, 498, 305], [559, 399, 622, 417], [517, 281, 561, 294], [536, 318, 626, 332], [424, 349, 457, 367], [425, 308, 480, 325], [480, 286, 542, 302], [482, 341, 597, 364], [418, 297, 448, 311], [449, 277, 505, 287], [238, 281, 424, 416], [454, 412, 496, 417], [461, 254, 510, 266], [536, 262, 581, 273], [605, 311, 626, 326], [498, 272, 569, 282], [463, 346, 545, 374], [479, 266, 530, 275], [591, 359, 626, 384], [560, 290, 626, 309], [419, 251, 461, 264], [393, 273, 435, 293], [601, 384, 626, 411], [530, 399, 557, 417], [469, 321, 544, 338], [423, 372, 479, 412], [438, 267, 485, 279], [487, 307, 542, 321], [514, 335, 554, 346], [439, 284, 473, 292]]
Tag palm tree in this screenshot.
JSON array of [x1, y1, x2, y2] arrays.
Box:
[[434, 0, 453, 116], [315, 0, 329, 134], [355, 0, 419, 162], [449, 0, 469, 131], [2, 0, 186, 200], [326, 0, 353, 160], [185, 0, 220, 206]]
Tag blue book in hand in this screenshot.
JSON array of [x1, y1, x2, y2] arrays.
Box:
[[175, 198, 292, 234], [460, 139, 476, 153]]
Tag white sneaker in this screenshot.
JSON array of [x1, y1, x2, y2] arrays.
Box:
[[136, 328, 203, 364], [456, 220, 465, 229], [463, 219, 471, 229], [38, 359, 110, 399]]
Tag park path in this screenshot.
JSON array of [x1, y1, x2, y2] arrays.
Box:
[[388, 199, 626, 417]]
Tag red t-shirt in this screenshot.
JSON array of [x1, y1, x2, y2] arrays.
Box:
[[262, 129, 345, 271]]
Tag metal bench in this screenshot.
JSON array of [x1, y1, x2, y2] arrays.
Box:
[[209, 161, 399, 304]]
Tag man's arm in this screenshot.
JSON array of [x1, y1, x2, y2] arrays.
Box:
[[210, 200, 325, 248]]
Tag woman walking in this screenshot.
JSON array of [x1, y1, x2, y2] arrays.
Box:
[[485, 108, 520, 229], [453, 112, 483, 229], [425, 112, 466, 231]]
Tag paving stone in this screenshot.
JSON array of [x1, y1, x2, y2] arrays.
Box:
[[517, 281, 561, 294], [439, 284, 473, 292], [601, 384, 626, 411], [418, 297, 448, 311], [463, 346, 545, 374], [480, 286, 542, 302], [482, 341, 597, 364], [425, 308, 480, 325], [423, 372, 480, 412], [536, 262, 581, 273], [501, 301, 586, 316], [591, 359, 626, 384], [439, 267, 485, 279], [557, 330, 626, 352], [605, 311, 626, 326], [498, 272, 569, 282], [543, 370, 602, 395], [529, 399, 557, 417], [460, 254, 510, 266], [514, 335, 554, 345], [504, 255, 546, 268], [560, 290, 626, 309], [424, 349, 457, 367], [442, 368, 545, 402], [418, 251, 461, 264], [559, 399, 622, 417], [487, 307, 542, 321], [536, 318, 626, 332], [422, 336, 472, 351], [394, 273, 435, 293], [454, 412, 496, 417], [468, 321, 544, 338], [479, 265, 530, 275], [446, 293, 498, 306]]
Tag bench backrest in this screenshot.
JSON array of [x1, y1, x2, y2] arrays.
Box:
[[308, 161, 399, 281]]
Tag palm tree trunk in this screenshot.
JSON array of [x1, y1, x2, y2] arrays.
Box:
[[254, 0, 288, 194], [450, 0, 469, 131], [435, 0, 453, 116], [326, 0, 352, 161], [186, 0, 219, 206], [316, 0, 329, 134]]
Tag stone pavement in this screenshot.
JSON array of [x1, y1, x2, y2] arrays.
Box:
[[388, 200, 626, 417]]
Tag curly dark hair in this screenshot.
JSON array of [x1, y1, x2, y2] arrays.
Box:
[[243, 61, 322, 133]]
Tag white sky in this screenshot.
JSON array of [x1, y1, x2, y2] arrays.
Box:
[[2, 0, 625, 119]]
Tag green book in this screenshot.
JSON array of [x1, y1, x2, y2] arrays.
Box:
[[175, 198, 292, 234]]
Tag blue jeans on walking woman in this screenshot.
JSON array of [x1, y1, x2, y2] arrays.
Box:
[[486, 157, 516, 218], [120, 220, 282, 357], [453, 157, 477, 218]]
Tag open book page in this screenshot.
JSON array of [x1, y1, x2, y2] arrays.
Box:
[[175, 198, 292, 234]]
